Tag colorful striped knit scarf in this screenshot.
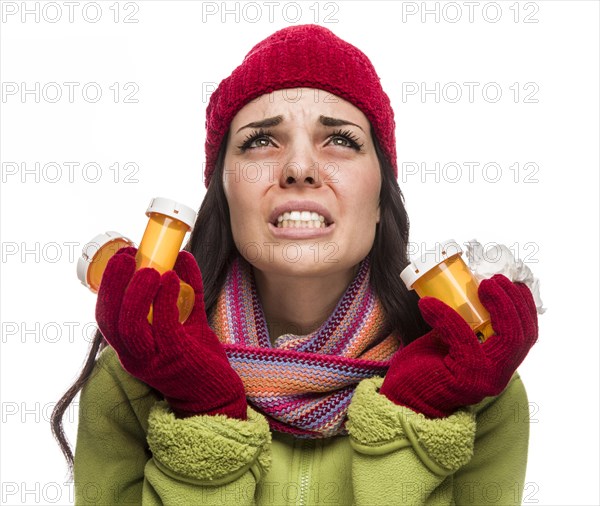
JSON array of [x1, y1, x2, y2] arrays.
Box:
[[208, 254, 401, 438]]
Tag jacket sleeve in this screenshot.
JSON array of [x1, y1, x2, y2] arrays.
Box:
[[346, 372, 529, 506], [74, 346, 272, 505]]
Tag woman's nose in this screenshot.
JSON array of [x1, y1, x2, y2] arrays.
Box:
[[280, 161, 321, 187], [278, 138, 323, 188]]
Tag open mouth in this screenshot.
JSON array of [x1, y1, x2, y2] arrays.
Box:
[[272, 211, 333, 229]]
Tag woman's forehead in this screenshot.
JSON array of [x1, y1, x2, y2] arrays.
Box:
[[230, 88, 370, 129]]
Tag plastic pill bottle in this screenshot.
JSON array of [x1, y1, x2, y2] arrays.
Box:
[[400, 239, 494, 343], [77, 197, 197, 323]]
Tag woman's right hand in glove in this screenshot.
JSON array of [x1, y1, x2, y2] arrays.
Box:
[[95, 247, 248, 420]]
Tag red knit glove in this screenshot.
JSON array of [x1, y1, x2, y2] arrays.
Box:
[[95, 247, 247, 420], [379, 274, 538, 418]]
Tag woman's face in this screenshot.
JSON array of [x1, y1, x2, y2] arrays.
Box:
[[222, 87, 381, 277]]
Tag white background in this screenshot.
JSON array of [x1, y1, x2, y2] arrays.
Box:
[[1, 1, 599, 505]]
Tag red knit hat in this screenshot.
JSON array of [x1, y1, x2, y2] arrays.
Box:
[[204, 24, 397, 188]]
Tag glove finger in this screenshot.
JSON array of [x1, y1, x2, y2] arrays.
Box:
[[115, 246, 138, 257], [515, 282, 539, 345], [490, 275, 536, 343], [152, 271, 183, 343], [173, 251, 203, 292], [418, 296, 484, 363], [95, 252, 136, 357], [173, 251, 208, 327], [118, 267, 161, 357], [514, 281, 537, 322], [478, 277, 525, 364]]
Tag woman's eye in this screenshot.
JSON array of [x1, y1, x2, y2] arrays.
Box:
[[252, 137, 272, 148], [331, 136, 352, 147], [327, 129, 364, 151], [237, 129, 276, 152]]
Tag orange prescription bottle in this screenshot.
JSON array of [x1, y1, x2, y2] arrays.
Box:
[[77, 197, 197, 324], [400, 239, 494, 343]]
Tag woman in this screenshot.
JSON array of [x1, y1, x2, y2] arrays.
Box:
[[52, 24, 537, 505]]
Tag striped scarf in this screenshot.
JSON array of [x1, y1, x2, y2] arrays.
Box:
[[208, 254, 401, 438]]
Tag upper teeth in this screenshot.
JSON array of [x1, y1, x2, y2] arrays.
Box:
[[276, 211, 326, 223], [275, 211, 329, 229]]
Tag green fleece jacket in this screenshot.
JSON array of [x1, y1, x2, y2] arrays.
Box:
[[73, 345, 530, 505]]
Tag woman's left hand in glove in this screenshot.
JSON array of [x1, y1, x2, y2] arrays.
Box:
[[379, 274, 538, 418]]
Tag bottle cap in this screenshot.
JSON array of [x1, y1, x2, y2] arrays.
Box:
[[77, 231, 135, 291], [146, 197, 196, 229], [400, 239, 463, 290]]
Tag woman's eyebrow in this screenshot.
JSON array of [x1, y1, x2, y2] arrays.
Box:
[[235, 114, 365, 133], [319, 115, 364, 132], [236, 115, 283, 133]]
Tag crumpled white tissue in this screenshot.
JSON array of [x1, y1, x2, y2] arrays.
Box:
[[465, 239, 546, 314]]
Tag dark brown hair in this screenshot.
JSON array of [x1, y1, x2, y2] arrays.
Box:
[[51, 127, 429, 475]]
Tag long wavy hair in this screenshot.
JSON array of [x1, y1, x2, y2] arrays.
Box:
[[51, 126, 429, 475]]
